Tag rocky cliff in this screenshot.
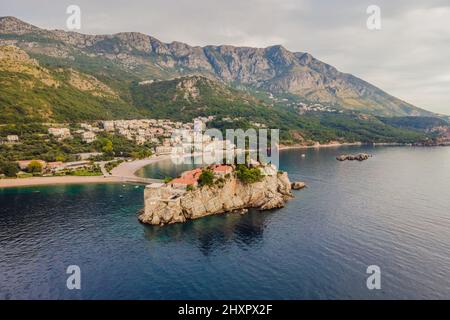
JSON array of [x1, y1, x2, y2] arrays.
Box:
[[139, 170, 293, 226]]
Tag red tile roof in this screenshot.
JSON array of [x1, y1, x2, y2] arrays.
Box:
[[172, 168, 203, 186], [213, 165, 232, 172], [181, 168, 202, 179], [171, 177, 198, 186]]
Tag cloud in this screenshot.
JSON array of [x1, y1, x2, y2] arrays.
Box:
[[1, 0, 449, 114]]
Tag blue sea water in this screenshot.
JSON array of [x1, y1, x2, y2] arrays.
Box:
[[0, 146, 449, 299]]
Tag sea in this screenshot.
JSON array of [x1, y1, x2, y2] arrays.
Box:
[[1, 146, 449, 299]]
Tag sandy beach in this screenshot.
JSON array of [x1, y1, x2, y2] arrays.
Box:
[[0, 154, 173, 189], [110, 154, 171, 177]]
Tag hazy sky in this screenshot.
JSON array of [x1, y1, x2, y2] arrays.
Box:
[[2, 0, 450, 114]]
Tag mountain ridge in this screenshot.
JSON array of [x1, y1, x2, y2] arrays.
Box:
[[0, 16, 434, 117]]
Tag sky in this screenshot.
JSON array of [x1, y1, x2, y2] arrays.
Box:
[[2, 0, 450, 114]]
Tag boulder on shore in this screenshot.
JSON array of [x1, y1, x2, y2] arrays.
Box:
[[336, 153, 371, 161], [291, 181, 306, 190]]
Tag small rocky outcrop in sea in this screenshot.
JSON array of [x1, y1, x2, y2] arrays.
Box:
[[139, 163, 295, 226], [336, 153, 371, 161], [291, 181, 306, 190]]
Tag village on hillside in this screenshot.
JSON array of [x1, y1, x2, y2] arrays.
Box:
[[0, 116, 252, 179]]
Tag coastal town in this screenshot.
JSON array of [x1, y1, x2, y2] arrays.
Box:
[[44, 117, 213, 151], [0, 112, 307, 226], [2, 115, 450, 184], [0, 117, 219, 180]]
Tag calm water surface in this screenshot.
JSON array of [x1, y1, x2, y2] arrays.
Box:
[[1, 146, 449, 299]]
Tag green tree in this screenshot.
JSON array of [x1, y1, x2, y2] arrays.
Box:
[[0, 161, 19, 177], [27, 160, 43, 173], [98, 138, 114, 156], [55, 155, 66, 162], [198, 170, 214, 187], [163, 177, 173, 184], [131, 149, 152, 159], [236, 164, 262, 184]]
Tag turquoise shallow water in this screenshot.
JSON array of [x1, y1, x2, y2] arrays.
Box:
[[1, 146, 450, 299]]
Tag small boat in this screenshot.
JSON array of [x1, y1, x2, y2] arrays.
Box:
[[301, 154, 306, 158]]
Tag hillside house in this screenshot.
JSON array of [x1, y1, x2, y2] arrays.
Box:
[[48, 128, 71, 140], [171, 168, 202, 189], [82, 131, 96, 143], [212, 164, 233, 177], [6, 135, 19, 143]]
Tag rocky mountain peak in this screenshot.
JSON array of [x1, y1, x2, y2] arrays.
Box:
[[0, 16, 40, 35], [297, 52, 314, 65], [264, 44, 297, 67], [114, 32, 153, 53]]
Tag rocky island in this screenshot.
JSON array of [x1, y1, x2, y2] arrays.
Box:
[[139, 162, 299, 226], [336, 153, 371, 161]]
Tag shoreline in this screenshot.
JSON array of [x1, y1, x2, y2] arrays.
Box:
[[0, 142, 433, 189], [0, 154, 174, 189], [278, 142, 363, 150], [277, 141, 426, 150], [0, 154, 173, 189], [110, 154, 172, 177]]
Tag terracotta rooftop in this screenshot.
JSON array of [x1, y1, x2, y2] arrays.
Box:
[[171, 177, 198, 186], [172, 168, 203, 186], [212, 164, 232, 172], [181, 168, 202, 179]]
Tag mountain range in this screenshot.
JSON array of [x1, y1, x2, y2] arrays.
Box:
[[0, 16, 447, 144], [0, 16, 434, 115]]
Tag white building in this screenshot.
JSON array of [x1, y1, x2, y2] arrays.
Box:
[[48, 128, 71, 140], [82, 131, 96, 143], [80, 123, 93, 131], [155, 146, 173, 155], [6, 135, 19, 143], [76, 152, 103, 160], [194, 119, 204, 133], [136, 136, 147, 145]]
